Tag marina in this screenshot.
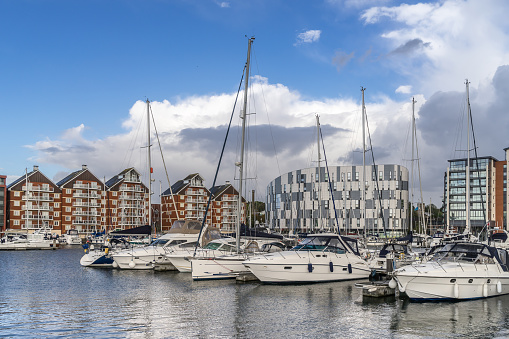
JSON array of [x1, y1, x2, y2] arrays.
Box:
[[2, 246, 509, 338]]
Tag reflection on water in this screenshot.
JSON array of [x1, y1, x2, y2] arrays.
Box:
[[1, 247, 509, 338]]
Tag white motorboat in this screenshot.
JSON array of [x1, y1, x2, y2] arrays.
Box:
[[0, 233, 30, 250], [243, 233, 371, 283], [112, 219, 203, 270], [64, 229, 82, 245], [391, 242, 509, 300], [368, 242, 421, 276]]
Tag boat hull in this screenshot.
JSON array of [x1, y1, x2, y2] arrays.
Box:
[[244, 251, 370, 283], [191, 255, 250, 280], [394, 263, 509, 300], [80, 252, 114, 267]]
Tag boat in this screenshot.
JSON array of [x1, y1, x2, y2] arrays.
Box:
[[80, 238, 130, 267], [112, 219, 204, 270], [0, 232, 30, 250], [191, 37, 264, 281], [64, 229, 82, 245], [390, 241, 509, 300], [390, 80, 499, 300], [244, 233, 371, 283]]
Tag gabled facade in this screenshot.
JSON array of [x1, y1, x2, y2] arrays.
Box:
[[161, 173, 211, 232], [0, 175, 6, 232], [56, 165, 105, 234], [105, 168, 149, 231], [7, 165, 62, 232], [209, 181, 246, 232]]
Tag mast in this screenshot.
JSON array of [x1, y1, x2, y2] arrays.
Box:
[[410, 97, 415, 235], [361, 87, 366, 237], [465, 80, 471, 234], [316, 114, 321, 232], [236, 37, 254, 253], [146, 99, 152, 231]]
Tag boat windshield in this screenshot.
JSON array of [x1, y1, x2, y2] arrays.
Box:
[[149, 239, 169, 247], [432, 243, 495, 264], [293, 236, 346, 254]]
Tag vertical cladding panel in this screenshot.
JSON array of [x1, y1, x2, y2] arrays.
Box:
[[320, 167, 326, 182], [275, 176, 282, 194], [288, 172, 293, 185]]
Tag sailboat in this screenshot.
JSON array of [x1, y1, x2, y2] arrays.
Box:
[[190, 37, 257, 281], [390, 80, 509, 300], [243, 113, 371, 283]]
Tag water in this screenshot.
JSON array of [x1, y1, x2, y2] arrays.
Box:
[[1, 247, 509, 338]]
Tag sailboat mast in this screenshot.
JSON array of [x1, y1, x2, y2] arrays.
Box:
[[465, 80, 471, 234], [146, 99, 152, 230], [316, 114, 321, 232], [361, 87, 366, 237], [236, 37, 254, 253], [410, 97, 415, 235]]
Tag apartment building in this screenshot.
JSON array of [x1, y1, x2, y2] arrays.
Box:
[[266, 164, 409, 235], [0, 175, 6, 232], [209, 182, 246, 232], [56, 165, 105, 234], [7, 166, 62, 233], [160, 174, 210, 232], [105, 168, 149, 232], [443, 148, 509, 233]]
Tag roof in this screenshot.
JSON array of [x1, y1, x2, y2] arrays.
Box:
[[56, 169, 83, 187], [162, 179, 188, 196], [7, 169, 36, 189]]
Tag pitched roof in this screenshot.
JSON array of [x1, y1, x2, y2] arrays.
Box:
[[162, 179, 188, 196], [56, 169, 83, 187], [7, 169, 36, 189]]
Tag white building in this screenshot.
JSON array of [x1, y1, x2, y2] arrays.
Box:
[[266, 164, 409, 235]]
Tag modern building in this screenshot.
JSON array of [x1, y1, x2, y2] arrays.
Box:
[[7, 166, 62, 233], [105, 168, 149, 232], [0, 174, 6, 232], [266, 164, 409, 235], [443, 148, 509, 233]]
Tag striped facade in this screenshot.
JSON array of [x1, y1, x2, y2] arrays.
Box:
[[266, 164, 409, 235]]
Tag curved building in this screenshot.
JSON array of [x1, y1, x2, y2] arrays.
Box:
[[266, 164, 409, 235]]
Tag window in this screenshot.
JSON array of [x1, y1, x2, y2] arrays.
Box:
[[66, 207, 71, 212], [66, 198, 71, 203], [112, 192, 117, 196], [54, 221, 59, 226], [14, 220, 20, 226], [14, 191, 20, 197], [54, 212, 59, 217], [65, 216, 71, 221], [341, 173, 344, 182], [379, 171, 383, 180], [355, 172, 359, 181], [14, 211, 20, 216], [54, 203, 59, 208], [347, 172, 351, 181], [66, 189, 71, 194], [14, 201, 20, 207]]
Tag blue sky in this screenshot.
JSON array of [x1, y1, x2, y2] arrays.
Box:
[[2, 0, 509, 206]]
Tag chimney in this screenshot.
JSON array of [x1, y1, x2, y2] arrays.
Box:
[[33, 165, 39, 171], [226, 181, 230, 185], [82, 165, 87, 170]]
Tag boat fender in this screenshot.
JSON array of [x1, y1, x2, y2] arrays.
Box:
[[112, 261, 118, 268], [308, 263, 313, 273], [497, 281, 502, 293], [453, 282, 459, 299], [329, 262, 334, 272], [348, 263, 352, 274], [483, 283, 488, 297], [388, 279, 397, 289], [129, 260, 136, 269], [104, 247, 109, 255]]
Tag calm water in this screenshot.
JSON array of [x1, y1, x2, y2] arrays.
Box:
[[1, 247, 509, 338]]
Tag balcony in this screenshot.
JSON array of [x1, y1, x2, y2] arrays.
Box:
[[72, 211, 100, 217], [119, 194, 144, 200], [23, 194, 53, 202], [73, 183, 100, 190], [73, 193, 101, 198], [22, 214, 53, 220], [72, 220, 100, 226], [73, 202, 101, 207], [22, 205, 53, 211], [22, 185, 54, 193]]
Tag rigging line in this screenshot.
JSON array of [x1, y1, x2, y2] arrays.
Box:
[[193, 65, 246, 257], [413, 111, 426, 234], [319, 127, 340, 234], [467, 90, 487, 234], [149, 103, 180, 221], [364, 107, 387, 235], [253, 46, 282, 176]]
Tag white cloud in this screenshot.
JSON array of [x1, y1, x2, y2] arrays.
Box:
[[361, 0, 509, 95], [218, 2, 229, 8], [396, 85, 412, 94], [295, 30, 321, 45]]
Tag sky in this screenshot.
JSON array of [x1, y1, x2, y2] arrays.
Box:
[[2, 0, 509, 207]]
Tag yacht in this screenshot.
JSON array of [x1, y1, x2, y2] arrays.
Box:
[[391, 242, 509, 300], [243, 233, 371, 283], [80, 238, 130, 267], [112, 219, 204, 270]]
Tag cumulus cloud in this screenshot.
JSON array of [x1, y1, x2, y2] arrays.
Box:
[[217, 1, 229, 8], [295, 30, 321, 45], [361, 0, 509, 95], [396, 85, 412, 94]]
